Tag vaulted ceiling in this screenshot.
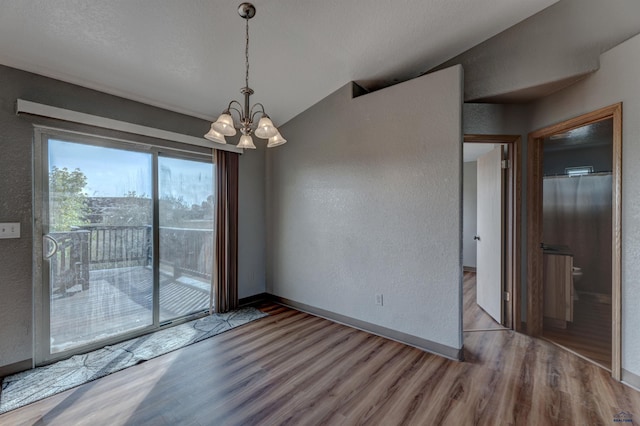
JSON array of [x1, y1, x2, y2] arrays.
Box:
[[0, 1, 558, 126]]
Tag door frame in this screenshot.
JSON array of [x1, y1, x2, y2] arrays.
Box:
[[464, 134, 522, 330], [526, 103, 622, 380]]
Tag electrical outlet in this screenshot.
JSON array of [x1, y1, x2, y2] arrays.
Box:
[[375, 293, 383, 306], [0, 222, 20, 239]]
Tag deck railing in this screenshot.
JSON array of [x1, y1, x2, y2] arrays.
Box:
[[77, 225, 152, 269], [49, 230, 90, 293], [50, 225, 212, 292], [159, 227, 213, 280]]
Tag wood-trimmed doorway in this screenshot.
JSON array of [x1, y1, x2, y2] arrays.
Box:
[[464, 134, 522, 331], [526, 103, 622, 380]]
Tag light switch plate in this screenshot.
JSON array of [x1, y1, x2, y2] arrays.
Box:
[[375, 293, 383, 306], [0, 222, 20, 239]]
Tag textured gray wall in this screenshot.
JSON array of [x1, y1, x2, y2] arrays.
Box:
[[463, 161, 478, 268], [529, 33, 640, 377], [267, 66, 463, 350], [0, 68, 33, 370], [438, 0, 640, 102], [462, 103, 531, 136], [0, 65, 266, 371], [238, 143, 266, 298]]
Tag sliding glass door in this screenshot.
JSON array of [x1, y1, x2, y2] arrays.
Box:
[[38, 131, 213, 363], [158, 156, 214, 322]]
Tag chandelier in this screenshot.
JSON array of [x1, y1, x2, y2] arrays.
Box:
[[204, 3, 286, 149]]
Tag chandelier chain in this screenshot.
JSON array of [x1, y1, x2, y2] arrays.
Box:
[[245, 17, 250, 90]]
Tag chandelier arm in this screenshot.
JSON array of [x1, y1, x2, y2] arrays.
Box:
[[227, 106, 244, 124], [249, 103, 267, 122], [227, 100, 243, 112], [227, 100, 245, 119]]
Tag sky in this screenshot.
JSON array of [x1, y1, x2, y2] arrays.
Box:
[[48, 139, 214, 206]]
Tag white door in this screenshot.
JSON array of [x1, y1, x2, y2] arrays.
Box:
[[476, 146, 504, 323]]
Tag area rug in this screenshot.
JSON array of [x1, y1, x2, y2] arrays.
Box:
[[0, 306, 267, 414]]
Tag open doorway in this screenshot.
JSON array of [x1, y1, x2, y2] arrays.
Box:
[[526, 104, 622, 379], [463, 135, 521, 332]]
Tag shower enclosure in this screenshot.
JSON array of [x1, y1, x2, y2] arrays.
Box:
[[543, 173, 612, 296]]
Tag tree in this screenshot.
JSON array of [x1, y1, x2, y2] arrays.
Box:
[[49, 167, 90, 231], [159, 195, 189, 227], [99, 191, 152, 226]]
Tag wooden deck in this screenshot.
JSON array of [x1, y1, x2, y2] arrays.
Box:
[[50, 266, 210, 353]]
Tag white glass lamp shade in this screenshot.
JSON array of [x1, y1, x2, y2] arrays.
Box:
[[237, 134, 256, 149], [267, 131, 287, 148], [254, 116, 278, 139], [204, 125, 226, 144], [212, 113, 237, 136]]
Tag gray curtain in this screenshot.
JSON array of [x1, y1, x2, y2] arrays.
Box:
[[543, 174, 612, 295]]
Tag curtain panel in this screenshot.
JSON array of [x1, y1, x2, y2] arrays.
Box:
[[542, 173, 612, 295], [211, 149, 239, 313]]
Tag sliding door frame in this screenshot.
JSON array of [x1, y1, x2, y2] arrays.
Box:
[[33, 126, 213, 366]]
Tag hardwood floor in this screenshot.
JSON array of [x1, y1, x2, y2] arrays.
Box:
[[463, 272, 505, 331], [2, 302, 639, 425], [543, 293, 612, 369]]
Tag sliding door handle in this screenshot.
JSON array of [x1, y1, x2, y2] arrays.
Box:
[[43, 235, 59, 259]]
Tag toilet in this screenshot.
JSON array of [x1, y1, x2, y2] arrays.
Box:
[[572, 266, 582, 301]]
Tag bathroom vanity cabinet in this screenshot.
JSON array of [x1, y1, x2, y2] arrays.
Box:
[[543, 251, 574, 328]]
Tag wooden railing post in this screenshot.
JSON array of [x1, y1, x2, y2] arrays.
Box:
[[75, 230, 90, 290], [145, 225, 152, 267]]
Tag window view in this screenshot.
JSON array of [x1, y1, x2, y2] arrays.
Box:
[[45, 138, 213, 355]]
